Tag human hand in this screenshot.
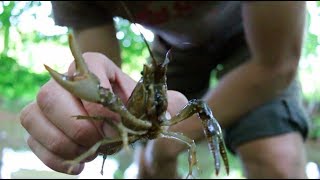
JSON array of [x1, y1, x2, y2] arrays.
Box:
[[20, 52, 137, 175]]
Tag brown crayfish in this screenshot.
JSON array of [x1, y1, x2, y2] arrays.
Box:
[[44, 3, 229, 179]]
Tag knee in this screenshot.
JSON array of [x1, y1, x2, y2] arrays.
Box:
[[235, 133, 307, 178], [240, 153, 305, 178]]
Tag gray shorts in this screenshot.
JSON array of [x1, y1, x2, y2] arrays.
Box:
[[150, 36, 310, 154], [224, 82, 310, 153]]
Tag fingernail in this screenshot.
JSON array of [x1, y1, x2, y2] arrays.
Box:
[[67, 163, 84, 175]]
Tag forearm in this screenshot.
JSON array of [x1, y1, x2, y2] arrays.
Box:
[[209, 58, 299, 127], [167, 57, 298, 155], [72, 24, 122, 67]]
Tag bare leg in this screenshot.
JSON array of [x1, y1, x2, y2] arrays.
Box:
[[236, 132, 307, 178]]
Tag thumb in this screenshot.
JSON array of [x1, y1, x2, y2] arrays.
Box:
[[167, 90, 189, 116]]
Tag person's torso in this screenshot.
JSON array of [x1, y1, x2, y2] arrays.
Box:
[[98, 1, 244, 50]]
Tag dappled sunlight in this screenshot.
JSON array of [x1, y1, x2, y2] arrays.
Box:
[[17, 1, 68, 36], [307, 1, 320, 37], [299, 54, 320, 100], [17, 42, 73, 73]]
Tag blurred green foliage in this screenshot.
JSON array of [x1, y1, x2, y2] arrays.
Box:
[[0, 1, 42, 55], [114, 17, 150, 78], [310, 117, 320, 139], [0, 54, 50, 111], [303, 4, 320, 57]]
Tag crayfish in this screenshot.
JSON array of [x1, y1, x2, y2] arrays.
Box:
[[44, 4, 229, 179]]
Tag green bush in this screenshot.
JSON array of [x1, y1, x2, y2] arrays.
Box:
[[0, 53, 50, 111]]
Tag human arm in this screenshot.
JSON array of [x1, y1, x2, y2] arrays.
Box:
[[50, 1, 122, 66], [138, 1, 307, 176], [72, 23, 122, 67]]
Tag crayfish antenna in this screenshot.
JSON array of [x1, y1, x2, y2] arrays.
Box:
[[162, 48, 171, 68], [119, 1, 158, 67]]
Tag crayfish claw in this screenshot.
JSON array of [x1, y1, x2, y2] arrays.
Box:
[[44, 64, 101, 103], [219, 139, 229, 175], [68, 33, 89, 75], [210, 134, 229, 176], [211, 136, 221, 176], [44, 33, 102, 103], [208, 128, 230, 176]]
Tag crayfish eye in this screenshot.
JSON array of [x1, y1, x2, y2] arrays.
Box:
[[140, 71, 144, 75]]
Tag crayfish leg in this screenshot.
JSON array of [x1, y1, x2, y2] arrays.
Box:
[[114, 122, 147, 153], [100, 154, 107, 175], [72, 115, 107, 121], [64, 138, 123, 174], [161, 99, 229, 176], [160, 131, 200, 179], [74, 115, 147, 153]]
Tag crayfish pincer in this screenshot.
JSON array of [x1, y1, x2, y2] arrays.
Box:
[[44, 33, 229, 178]]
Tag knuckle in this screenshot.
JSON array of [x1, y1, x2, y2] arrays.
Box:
[[84, 102, 106, 117], [83, 102, 99, 115], [83, 52, 107, 61], [20, 102, 36, 129], [47, 137, 68, 155], [36, 83, 55, 115], [72, 123, 94, 144], [26, 136, 34, 150], [83, 52, 116, 71]]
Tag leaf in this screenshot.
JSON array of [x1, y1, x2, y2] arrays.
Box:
[[302, 7, 320, 57], [303, 32, 319, 57]]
